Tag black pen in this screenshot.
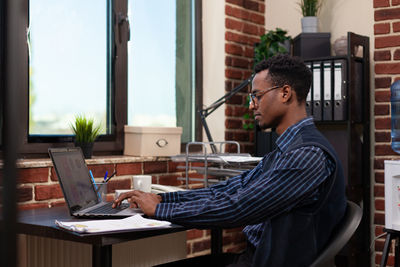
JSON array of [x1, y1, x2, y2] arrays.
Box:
[[104, 171, 117, 183]]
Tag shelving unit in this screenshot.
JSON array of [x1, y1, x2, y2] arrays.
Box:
[[172, 141, 262, 188], [254, 32, 370, 266]]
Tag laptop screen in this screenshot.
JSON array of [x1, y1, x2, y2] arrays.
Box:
[[49, 148, 98, 212]]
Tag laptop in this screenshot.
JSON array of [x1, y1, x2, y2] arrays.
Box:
[[49, 147, 140, 218]]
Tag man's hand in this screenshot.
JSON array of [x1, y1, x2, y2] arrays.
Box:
[[112, 190, 162, 216]]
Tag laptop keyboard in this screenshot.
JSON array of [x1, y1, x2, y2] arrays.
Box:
[[89, 202, 130, 214]]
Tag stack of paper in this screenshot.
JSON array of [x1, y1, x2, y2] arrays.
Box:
[[55, 215, 171, 233]]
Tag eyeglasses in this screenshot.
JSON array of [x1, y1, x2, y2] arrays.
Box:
[[249, 86, 281, 105]]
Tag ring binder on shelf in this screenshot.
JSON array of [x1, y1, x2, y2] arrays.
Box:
[[323, 62, 333, 121], [334, 60, 347, 121], [306, 63, 312, 116], [312, 62, 322, 121]]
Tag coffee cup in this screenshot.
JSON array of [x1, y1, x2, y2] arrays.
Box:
[[132, 175, 152, 193]]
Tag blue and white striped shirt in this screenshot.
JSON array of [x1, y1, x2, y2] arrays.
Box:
[[155, 117, 334, 247]]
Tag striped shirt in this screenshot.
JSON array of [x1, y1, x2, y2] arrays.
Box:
[[154, 117, 334, 247]]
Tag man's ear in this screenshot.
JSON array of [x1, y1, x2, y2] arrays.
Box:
[[281, 85, 293, 103]]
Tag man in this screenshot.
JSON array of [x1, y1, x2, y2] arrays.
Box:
[[113, 54, 347, 266]]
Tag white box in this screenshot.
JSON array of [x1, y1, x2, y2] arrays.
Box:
[[384, 160, 400, 231], [124, 126, 182, 156]]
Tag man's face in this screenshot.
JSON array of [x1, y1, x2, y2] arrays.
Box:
[[250, 70, 284, 130]]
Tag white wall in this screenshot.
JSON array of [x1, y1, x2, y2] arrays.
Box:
[[265, 0, 374, 55], [202, 1, 225, 143]]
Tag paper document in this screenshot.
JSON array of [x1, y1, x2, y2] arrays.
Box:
[[55, 215, 171, 233]]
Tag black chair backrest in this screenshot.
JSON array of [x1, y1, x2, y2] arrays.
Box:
[[310, 200, 363, 267]]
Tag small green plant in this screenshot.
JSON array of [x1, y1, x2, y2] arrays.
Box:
[[71, 115, 101, 143], [299, 0, 321, 17], [254, 28, 291, 67]]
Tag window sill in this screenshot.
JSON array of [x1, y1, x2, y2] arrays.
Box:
[[2, 155, 175, 169]]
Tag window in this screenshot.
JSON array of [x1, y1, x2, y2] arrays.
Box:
[[9, 0, 202, 156], [127, 0, 198, 143], [28, 0, 110, 136]]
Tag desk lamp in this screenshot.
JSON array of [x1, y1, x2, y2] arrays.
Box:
[[197, 74, 254, 153]]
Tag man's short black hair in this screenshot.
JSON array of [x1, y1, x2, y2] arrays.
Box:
[[254, 54, 312, 102]]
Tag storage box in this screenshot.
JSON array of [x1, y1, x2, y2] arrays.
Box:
[[293, 33, 331, 59], [124, 126, 182, 156]]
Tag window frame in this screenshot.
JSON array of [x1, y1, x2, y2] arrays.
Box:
[[12, 0, 202, 157]]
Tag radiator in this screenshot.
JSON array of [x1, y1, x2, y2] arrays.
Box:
[[18, 232, 186, 267]]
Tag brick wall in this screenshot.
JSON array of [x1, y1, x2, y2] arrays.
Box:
[[225, 0, 265, 154], [374, 0, 400, 265], [14, 158, 245, 258]]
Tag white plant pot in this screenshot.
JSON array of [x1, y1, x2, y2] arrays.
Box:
[[301, 16, 318, 33]]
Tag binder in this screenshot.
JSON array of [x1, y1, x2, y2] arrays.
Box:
[[305, 63, 312, 116], [312, 62, 322, 121], [333, 60, 347, 120], [322, 62, 333, 121]]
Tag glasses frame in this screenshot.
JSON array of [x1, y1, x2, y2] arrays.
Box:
[[249, 85, 281, 105]]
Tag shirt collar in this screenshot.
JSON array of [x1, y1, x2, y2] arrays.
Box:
[[275, 117, 314, 152]]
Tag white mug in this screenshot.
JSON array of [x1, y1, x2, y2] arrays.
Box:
[[133, 175, 152, 193]]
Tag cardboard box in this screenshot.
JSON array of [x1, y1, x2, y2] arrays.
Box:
[[124, 126, 182, 156]]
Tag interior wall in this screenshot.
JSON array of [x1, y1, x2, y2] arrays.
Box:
[[202, 1, 225, 143]]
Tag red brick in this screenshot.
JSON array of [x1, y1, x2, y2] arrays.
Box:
[[243, 22, 259, 35], [49, 200, 66, 208], [375, 240, 386, 253], [374, 212, 385, 225], [375, 90, 390, 102], [225, 43, 244, 56], [225, 106, 234, 117], [374, 0, 390, 7], [375, 8, 400, 21], [375, 77, 392, 88], [248, 13, 264, 25], [116, 163, 142, 175], [143, 161, 168, 174], [168, 161, 185, 173], [394, 22, 400, 32], [258, 2, 265, 13], [244, 46, 254, 58], [375, 131, 391, 142], [50, 167, 58, 182], [394, 0, 400, 6], [17, 186, 33, 202], [226, 119, 243, 129], [375, 117, 391, 129], [187, 229, 204, 240], [226, 69, 243, 80], [375, 23, 390, 35], [233, 131, 250, 142], [88, 164, 115, 178], [375, 198, 385, 211], [35, 184, 63, 201], [375, 104, 390, 115], [375, 171, 385, 183], [394, 49, 400, 60], [107, 178, 131, 193], [233, 106, 250, 117], [226, 5, 250, 21], [226, 56, 250, 69], [376, 225, 385, 236], [374, 50, 391, 61], [158, 174, 184, 186], [375, 184, 385, 197], [226, 0, 245, 8], [376, 35, 400, 48], [18, 168, 48, 183], [375, 158, 385, 169], [192, 239, 211, 253], [18, 203, 49, 210], [225, 18, 243, 31], [376, 62, 400, 74], [244, 0, 260, 11]]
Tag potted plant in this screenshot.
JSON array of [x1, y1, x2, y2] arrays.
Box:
[[71, 115, 101, 159], [299, 0, 321, 33], [254, 28, 291, 67]]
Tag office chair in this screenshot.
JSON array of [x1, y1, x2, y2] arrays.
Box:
[[310, 200, 363, 267]]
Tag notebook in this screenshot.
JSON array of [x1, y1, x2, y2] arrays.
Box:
[[48, 147, 140, 218]]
